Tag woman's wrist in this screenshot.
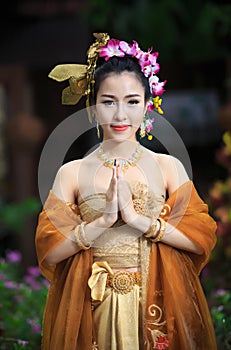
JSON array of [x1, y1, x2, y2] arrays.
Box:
[[100, 213, 117, 228], [86, 214, 116, 235], [125, 212, 151, 232], [74, 211, 120, 250], [73, 216, 110, 251], [144, 217, 166, 243], [74, 222, 92, 250], [144, 219, 160, 238], [120, 204, 140, 226]]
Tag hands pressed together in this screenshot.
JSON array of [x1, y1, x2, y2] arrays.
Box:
[[103, 161, 140, 229]]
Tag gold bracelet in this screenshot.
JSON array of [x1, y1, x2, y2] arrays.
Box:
[[80, 222, 93, 247], [144, 219, 158, 238], [151, 217, 166, 243], [74, 222, 92, 250]]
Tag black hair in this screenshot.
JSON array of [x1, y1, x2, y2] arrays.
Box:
[[92, 56, 151, 103]]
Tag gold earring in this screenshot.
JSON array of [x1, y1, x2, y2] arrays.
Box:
[[96, 122, 100, 139], [139, 117, 146, 138]]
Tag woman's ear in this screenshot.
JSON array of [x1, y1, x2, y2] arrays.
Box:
[[144, 100, 149, 115], [87, 105, 97, 123]]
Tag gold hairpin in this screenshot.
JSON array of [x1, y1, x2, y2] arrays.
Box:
[[48, 33, 110, 119]]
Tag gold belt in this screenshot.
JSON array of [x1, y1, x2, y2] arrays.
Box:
[[106, 271, 141, 294]]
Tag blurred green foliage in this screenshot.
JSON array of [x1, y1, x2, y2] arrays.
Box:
[[85, 0, 231, 62], [0, 198, 40, 238], [211, 291, 231, 349]]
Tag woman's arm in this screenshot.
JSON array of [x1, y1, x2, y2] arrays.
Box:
[[159, 154, 204, 254], [43, 215, 115, 266], [119, 200, 203, 255], [118, 154, 203, 255], [44, 162, 118, 266]]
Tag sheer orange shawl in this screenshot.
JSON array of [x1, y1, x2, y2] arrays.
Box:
[[35, 181, 217, 349], [145, 181, 217, 349]]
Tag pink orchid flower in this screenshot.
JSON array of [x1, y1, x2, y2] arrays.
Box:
[[120, 40, 137, 56], [146, 123, 153, 133], [139, 49, 158, 63], [148, 51, 159, 65], [99, 39, 125, 61], [150, 63, 160, 75], [140, 61, 152, 77], [147, 100, 155, 112], [145, 117, 155, 132], [149, 75, 166, 96], [134, 48, 145, 60], [153, 80, 166, 95], [137, 50, 148, 62], [140, 61, 160, 77]]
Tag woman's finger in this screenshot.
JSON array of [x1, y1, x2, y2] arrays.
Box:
[[118, 180, 132, 209], [106, 165, 117, 201]]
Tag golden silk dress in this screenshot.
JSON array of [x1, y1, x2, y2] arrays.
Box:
[[35, 181, 217, 349]]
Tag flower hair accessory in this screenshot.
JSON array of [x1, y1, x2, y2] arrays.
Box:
[[48, 33, 166, 135], [99, 39, 166, 111]]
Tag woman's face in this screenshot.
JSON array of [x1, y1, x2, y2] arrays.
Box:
[[95, 71, 148, 142]]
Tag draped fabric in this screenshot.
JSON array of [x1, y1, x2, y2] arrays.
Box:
[[35, 181, 217, 349], [35, 192, 93, 349], [145, 181, 217, 349]]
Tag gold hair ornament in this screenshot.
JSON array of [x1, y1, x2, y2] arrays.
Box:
[[48, 33, 110, 121]]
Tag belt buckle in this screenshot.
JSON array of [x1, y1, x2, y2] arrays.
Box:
[[111, 271, 136, 295]]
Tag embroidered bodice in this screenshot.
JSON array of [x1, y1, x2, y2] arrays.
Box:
[[77, 181, 165, 268]]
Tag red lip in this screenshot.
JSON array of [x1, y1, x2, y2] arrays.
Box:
[[111, 125, 129, 132]]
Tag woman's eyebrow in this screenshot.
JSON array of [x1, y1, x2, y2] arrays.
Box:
[[100, 93, 141, 98], [100, 94, 115, 98], [125, 94, 141, 98]]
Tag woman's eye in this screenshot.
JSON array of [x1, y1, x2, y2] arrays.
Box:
[[128, 99, 139, 105], [102, 100, 115, 106]]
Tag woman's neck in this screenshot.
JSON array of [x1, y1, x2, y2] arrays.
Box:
[[100, 139, 140, 159]]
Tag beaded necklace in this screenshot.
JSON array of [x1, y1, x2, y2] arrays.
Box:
[[97, 143, 143, 172]]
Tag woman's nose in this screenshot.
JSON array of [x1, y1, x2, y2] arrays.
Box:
[[114, 102, 126, 121]]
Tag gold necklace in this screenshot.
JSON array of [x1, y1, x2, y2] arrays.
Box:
[[97, 143, 143, 172]]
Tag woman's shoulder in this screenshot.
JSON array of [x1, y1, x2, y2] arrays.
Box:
[[156, 153, 185, 169], [54, 159, 82, 183], [144, 148, 181, 167], [59, 151, 97, 175], [59, 159, 82, 174], [144, 148, 190, 195], [52, 159, 83, 202]]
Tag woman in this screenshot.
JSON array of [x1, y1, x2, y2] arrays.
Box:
[[36, 33, 217, 349]]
